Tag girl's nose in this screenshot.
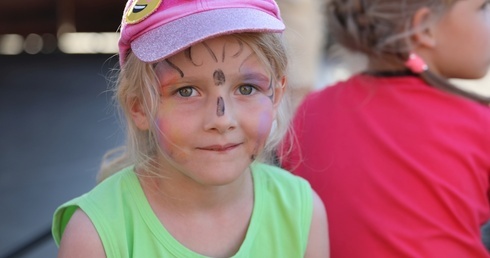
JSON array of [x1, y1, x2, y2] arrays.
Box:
[[203, 96, 237, 133]]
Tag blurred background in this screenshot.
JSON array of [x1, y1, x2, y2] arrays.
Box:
[[0, 0, 125, 257], [1, 1, 489, 258]]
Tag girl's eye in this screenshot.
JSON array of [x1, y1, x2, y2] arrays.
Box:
[[177, 87, 196, 97], [238, 85, 256, 95]]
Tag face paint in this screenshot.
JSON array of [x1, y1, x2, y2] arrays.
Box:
[[251, 110, 274, 161], [213, 69, 226, 86], [202, 42, 218, 62], [238, 53, 275, 103], [165, 59, 184, 78], [232, 40, 244, 58], [217, 97, 225, 116], [184, 47, 203, 66]]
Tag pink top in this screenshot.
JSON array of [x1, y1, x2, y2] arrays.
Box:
[[281, 74, 490, 257]]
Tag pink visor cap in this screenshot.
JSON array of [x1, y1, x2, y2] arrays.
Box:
[[118, 0, 285, 65]]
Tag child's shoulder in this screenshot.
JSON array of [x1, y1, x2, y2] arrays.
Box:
[[251, 162, 311, 192], [64, 166, 137, 207], [52, 166, 137, 246], [55, 166, 137, 215], [252, 161, 299, 178]]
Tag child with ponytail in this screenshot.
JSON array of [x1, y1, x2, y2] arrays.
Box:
[[281, 0, 490, 257]]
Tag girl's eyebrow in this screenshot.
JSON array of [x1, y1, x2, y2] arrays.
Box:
[[241, 72, 270, 83]]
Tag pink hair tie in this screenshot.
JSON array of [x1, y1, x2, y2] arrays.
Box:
[[405, 53, 428, 74]]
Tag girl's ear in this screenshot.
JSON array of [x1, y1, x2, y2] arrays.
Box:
[[129, 96, 150, 130], [273, 76, 286, 109], [411, 7, 437, 48]]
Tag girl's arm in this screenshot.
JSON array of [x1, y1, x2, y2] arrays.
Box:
[[305, 190, 330, 258], [57, 209, 106, 258]]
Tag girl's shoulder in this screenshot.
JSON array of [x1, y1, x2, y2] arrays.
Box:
[[246, 162, 314, 257], [251, 162, 310, 186], [251, 162, 312, 203], [52, 166, 139, 246]]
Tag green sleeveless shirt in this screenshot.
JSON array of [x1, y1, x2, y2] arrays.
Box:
[[52, 162, 313, 257]]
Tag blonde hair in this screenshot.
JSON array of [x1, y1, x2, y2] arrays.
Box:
[[98, 32, 291, 182], [328, 0, 490, 104]]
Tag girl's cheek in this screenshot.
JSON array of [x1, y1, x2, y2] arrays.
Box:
[[247, 110, 273, 160], [252, 109, 274, 155], [243, 97, 275, 139], [155, 117, 172, 152], [257, 111, 273, 139]]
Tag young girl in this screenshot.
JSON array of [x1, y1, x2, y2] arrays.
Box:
[[281, 0, 490, 257], [51, 0, 329, 257]]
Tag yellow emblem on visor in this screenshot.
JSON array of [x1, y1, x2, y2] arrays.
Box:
[[125, 0, 162, 24]]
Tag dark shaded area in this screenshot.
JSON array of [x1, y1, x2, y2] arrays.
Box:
[[1, 229, 51, 258], [0, 0, 124, 35], [0, 53, 124, 257]]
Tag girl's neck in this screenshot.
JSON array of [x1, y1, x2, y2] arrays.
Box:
[[137, 164, 254, 213], [137, 165, 254, 257], [366, 54, 406, 74]]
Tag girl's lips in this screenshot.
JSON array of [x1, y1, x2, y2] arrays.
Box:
[[198, 143, 241, 151]]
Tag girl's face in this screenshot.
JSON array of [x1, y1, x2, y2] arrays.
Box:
[[150, 35, 283, 186], [430, 0, 490, 79]]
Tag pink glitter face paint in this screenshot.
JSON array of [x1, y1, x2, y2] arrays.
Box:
[[217, 96, 225, 116], [251, 107, 274, 160]]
